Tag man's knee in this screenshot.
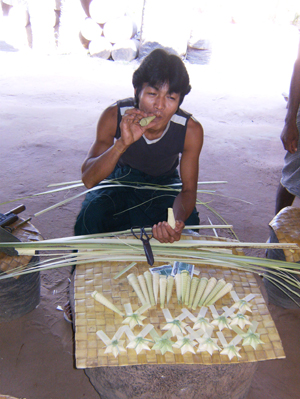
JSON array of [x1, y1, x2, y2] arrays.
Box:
[[74, 189, 131, 235], [74, 192, 117, 235]]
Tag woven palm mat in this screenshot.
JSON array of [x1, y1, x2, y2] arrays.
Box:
[[0, 219, 42, 277], [269, 206, 300, 263], [74, 237, 285, 369]]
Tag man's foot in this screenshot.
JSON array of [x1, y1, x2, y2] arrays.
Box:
[[63, 301, 72, 323]]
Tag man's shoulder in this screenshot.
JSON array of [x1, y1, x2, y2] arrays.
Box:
[[116, 97, 135, 113], [170, 107, 195, 128]]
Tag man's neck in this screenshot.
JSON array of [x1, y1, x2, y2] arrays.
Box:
[[143, 121, 170, 143]]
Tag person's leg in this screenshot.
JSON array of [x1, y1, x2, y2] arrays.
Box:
[[275, 183, 295, 215], [124, 169, 200, 228], [184, 207, 200, 227], [277, 107, 300, 215], [74, 188, 131, 236]]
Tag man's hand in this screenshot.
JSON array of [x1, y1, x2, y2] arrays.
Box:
[[152, 220, 185, 243], [119, 108, 155, 148], [280, 121, 299, 153]]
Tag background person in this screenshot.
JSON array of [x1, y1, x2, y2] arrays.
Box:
[[276, 39, 300, 214]]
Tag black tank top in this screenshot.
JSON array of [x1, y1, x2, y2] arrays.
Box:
[[115, 98, 192, 177]]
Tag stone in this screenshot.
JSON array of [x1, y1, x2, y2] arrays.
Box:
[[186, 47, 212, 65], [89, 36, 111, 59], [111, 38, 138, 62]]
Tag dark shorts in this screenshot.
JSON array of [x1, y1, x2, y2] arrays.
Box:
[[281, 106, 300, 197], [74, 165, 199, 235]]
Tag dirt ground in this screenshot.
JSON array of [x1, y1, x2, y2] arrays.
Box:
[[1, 26, 300, 399]]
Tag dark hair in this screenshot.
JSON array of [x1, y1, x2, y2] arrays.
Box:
[[132, 48, 191, 108]]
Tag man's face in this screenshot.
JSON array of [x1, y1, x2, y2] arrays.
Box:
[[137, 83, 180, 131]]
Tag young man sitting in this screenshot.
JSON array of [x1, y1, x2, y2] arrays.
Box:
[[74, 48, 204, 244]]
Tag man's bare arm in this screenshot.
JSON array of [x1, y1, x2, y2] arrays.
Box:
[[82, 105, 154, 188], [281, 40, 300, 153], [81, 106, 124, 188]]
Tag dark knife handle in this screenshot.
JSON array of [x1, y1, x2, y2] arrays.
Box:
[[5, 204, 26, 215], [0, 204, 26, 227], [0, 214, 18, 227]]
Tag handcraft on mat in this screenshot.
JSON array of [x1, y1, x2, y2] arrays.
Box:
[[74, 237, 285, 369]]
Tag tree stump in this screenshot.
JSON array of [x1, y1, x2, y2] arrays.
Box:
[[85, 362, 258, 399]]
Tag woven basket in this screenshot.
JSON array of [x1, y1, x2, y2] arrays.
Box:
[[269, 206, 300, 262], [266, 206, 300, 308], [0, 219, 42, 322]]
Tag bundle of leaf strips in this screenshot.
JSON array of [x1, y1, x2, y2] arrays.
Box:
[[0, 234, 299, 306], [0, 179, 239, 238]]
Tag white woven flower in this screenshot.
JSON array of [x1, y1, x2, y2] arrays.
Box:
[[122, 313, 147, 329], [122, 303, 150, 329], [104, 339, 127, 358], [211, 315, 231, 331], [209, 305, 234, 331], [196, 335, 221, 355], [181, 308, 213, 334], [232, 299, 252, 313], [96, 326, 128, 358], [220, 344, 242, 360], [126, 336, 153, 354], [172, 335, 197, 355], [152, 340, 174, 355], [230, 292, 256, 314], [216, 330, 243, 361], [242, 331, 264, 350], [162, 319, 188, 336], [193, 316, 214, 333], [150, 328, 174, 355], [230, 312, 252, 329], [124, 324, 154, 355], [161, 309, 188, 336]]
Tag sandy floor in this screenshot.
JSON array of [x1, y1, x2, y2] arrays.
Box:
[[0, 26, 300, 398]]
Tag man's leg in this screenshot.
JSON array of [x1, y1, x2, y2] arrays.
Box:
[[275, 183, 295, 215], [185, 207, 200, 227], [125, 170, 199, 228], [74, 188, 131, 235]]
